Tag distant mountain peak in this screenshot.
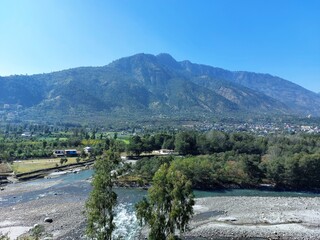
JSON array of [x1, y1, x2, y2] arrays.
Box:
[[156, 53, 174, 58], [156, 53, 181, 69]]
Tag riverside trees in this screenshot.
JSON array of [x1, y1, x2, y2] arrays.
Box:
[[132, 132, 320, 191], [85, 151, 119, 240], [135, 163, 194, 240]]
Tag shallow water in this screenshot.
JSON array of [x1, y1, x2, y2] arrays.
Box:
[[194, 188, 320, 198]]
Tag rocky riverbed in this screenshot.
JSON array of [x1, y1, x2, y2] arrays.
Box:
[[186, 196, 320, 240], [1, 172, 319, 239], [0, 180, 88, 239], [1, 194, 320, 239], [0, 196, 86, 239]]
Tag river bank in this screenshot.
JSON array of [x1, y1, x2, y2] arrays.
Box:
[[1, 195, 320, 240], [0, 160, 94, 187], [1, 170, 319, 240], [186, 196, 320, 240]]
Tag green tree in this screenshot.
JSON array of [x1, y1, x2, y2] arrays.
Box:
[[81, 149, 87, 160], [86, 151, 119, 240], [127, 135, 143, 156], [60, 157, 68, 165], [241, 154, 264, 184], [170, 156, 218, 189], [174, 131, 198, 155], [134, 156, 173, 181], [298, 153, 320, 189], [42, 140, 47, 149], [29, 224, 46, 240], [135, 163, 194, 240]]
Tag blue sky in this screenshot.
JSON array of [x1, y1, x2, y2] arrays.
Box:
[[0, 0, 319, 92]]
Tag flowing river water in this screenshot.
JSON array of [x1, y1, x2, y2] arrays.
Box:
[[1, 170, 319, 239]]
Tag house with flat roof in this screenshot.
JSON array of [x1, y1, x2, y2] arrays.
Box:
[[65, 149, 78, 157], [53, 150, 65, 157]]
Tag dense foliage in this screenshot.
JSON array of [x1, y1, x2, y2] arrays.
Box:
[[0, 124, 126, 161], [1, 122, 319, 191], [132, 131, 320, 191], [135, 163, 194, 240], [86, 151, 119, 240]]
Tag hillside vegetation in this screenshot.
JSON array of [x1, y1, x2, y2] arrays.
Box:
[[1, 53, 320, 124]]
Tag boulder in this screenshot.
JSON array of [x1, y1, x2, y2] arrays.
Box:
[[44, 217, 53, 223], [217, 216, 237, 222]]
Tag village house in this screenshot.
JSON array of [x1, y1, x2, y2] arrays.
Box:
[[84, 146, 93, 154], [159, 149, 174, 155], [53, 150, 65, 157], [53, 149, 79, 157], [65, 149, 78, 157]]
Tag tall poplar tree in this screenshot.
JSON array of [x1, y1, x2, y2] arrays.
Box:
[[136, 163, 194, 240], [86, 151, 119, 240]]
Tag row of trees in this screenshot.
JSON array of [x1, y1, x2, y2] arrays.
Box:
[[0, 135, 126, 161], [126, 131, 268, 156], [1, 128, 319, 190], [134, 154, 263, 189], [0, 129, 275, 161], [133, 132, 320, 190]]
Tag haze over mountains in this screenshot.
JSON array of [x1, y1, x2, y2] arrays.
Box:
[[1, 53, 319, 123]]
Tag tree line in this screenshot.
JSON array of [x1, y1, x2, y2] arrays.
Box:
[[1, 127, 319, 190], [86, 129, 320, 240], [131, 131, 320, 191]]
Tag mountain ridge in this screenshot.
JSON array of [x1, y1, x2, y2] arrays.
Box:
[[0, 53, 319, 124]]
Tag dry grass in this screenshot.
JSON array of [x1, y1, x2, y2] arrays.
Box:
[[0, 163, 12, 173], [11, 158, 79, 174]]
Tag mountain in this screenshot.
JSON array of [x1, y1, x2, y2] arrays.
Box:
[[0, 53, 319, 124], [158, 55, 320, 116]]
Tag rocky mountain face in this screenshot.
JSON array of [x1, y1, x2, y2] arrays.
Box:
[[0, 53, 319, 123]]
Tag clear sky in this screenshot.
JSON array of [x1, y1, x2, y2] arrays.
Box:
[[0, 0, 319, 92]]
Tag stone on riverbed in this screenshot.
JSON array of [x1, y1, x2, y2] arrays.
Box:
[[44, 217, 53, 223], [217, 216, 237, 222]]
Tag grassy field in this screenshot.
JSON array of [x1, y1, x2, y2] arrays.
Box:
[[11, 158, 79, 174], [121, 139, 130, 144]]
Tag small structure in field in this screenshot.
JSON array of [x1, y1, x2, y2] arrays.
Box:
[[53, 149, 79, 157], [159, 149, 174, 155], [53, 150, 65, 157], [84, 146, 93, 154], [65, 149, 78, 157], [21, 132, 32, 137], [152, 149, 175, 155]]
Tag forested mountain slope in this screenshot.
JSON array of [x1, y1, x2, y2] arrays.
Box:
[[0, 53, 319, 123]]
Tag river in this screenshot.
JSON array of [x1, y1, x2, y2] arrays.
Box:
[[1, 170, 319, 239]]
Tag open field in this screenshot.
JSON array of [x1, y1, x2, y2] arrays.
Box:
[[11, 158, 80, 174]]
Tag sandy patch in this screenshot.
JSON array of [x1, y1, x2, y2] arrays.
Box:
[[0, 226, 32, 239]]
